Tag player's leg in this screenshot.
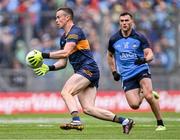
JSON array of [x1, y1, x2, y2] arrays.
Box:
[[123, 78, 143, 109], [60, 73, 91, 130], [140, 78, 166, 131], [78, 87, 116, 121], [78, 87, 134, 134], [125, 88, 142, 109], [61, 73, 90, 112], [126, 88, 159, 109], [123, 73, 159, 110]]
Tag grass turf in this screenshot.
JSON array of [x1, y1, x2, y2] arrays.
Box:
[[0, 112, 179, 139]]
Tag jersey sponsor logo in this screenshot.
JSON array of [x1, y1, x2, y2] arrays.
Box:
[[120, 52, 136, 59]]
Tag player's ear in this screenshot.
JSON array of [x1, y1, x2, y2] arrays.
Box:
[[66, 15, 71, 21], [132, 20, 135, 28]]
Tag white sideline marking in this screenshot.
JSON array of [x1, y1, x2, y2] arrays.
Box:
[[38, 124, 54, 127], [0, 117, 179, 124], [0, 118, 70, 124]]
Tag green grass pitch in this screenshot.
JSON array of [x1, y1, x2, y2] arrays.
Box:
[[0, 112, 179, 139]]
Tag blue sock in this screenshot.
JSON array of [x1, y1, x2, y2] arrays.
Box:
[[118, 117, 126, 124], [72, 116, 80, 121]]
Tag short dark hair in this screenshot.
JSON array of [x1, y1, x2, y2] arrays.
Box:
[[120, 12, 133, 19], [56, 7, 74, 20]]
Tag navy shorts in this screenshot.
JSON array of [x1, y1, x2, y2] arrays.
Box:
[[122, 69, 151, 92], [76, 64, 100, 88]]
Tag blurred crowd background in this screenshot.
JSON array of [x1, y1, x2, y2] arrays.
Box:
[[0, 0, 180, 91]]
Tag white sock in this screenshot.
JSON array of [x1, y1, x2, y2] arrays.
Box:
[[122, 119, 129, 125]]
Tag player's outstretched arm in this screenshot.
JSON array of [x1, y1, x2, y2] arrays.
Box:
[[49, 42, 76, 59], [31, 41, 77, 61]]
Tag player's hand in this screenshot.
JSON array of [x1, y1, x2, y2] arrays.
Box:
[[33, 63, 49, 76], [28, 50, 43, 66], [112, 71, 121, 81], [134, 56, 146, 65]]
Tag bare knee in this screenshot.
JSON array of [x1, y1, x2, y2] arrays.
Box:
[[129, 104, 140, 110], [61, 89, 67, 98], [142, 85, 153, 101], [145, 94, 153, 102], [61, 86, 74, 97], [61, 89, 72, 100]]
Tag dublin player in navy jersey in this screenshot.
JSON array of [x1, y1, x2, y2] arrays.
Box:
[[107, 12, 166, 131], [28, 8, 134, 134]]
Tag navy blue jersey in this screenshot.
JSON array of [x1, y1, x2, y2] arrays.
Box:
[[108, 29, 151, 81], [59, 25, 99, 88], [60, 25, 98, 72]]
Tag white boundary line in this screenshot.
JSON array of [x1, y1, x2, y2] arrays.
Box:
[[0, 117, 179, 124]]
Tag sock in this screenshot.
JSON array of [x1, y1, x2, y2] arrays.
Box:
[[72, 116, 80, 121], [157, 120, 164, 126], [113, 115, 129, 125], [119, 117, 129, 125], [119, 117, 126, 124], [113, 115, 126, 124], [71, 111, 80, 122], [122, 119, 129, 125]]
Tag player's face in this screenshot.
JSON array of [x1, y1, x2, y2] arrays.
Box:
[[119, 15, 133, 32], [56, 10, 70, 28]]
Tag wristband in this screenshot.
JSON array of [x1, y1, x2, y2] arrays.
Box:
[[42, 53, 50, 58], [48, 65, 56, 71]]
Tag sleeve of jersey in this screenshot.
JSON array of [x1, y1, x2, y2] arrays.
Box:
[[108, 38, 115, 53], [140, 35, 150, 49], [66, 28, 79, 44]]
